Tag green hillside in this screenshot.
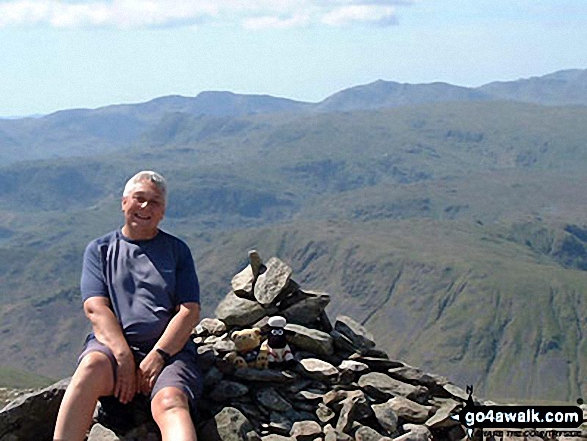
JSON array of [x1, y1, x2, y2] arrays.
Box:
[[0, 366, 55, 389], [0, 100, 586, 402]]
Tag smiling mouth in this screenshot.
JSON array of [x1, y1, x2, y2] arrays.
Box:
[[135, 213, 151, 220]]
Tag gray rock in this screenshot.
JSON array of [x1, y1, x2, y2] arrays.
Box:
[[362, 348, 390, 359], [424, 400, 459, 429], [318, 311, 333, 333], [196, 318, 228, 336], [197, 346, 218, 371], [214, 336, 237, 353], [87, 423, 121, 441], [316, 403, 335, 423], [210, 381, 250, 402], [234, 402, 265, 425], [393, 424, 432, 441], [246, 430, 263, 441], [290, 420, 322, 440], [255, 388, 293, 413], [388, 365, 447, 388], [354, 425, 390, 441], [0, 388, 35, 411], [249, 250, 264, 279], [216, 291, 274, 327], [217, 356, 238, 375], [322, 389, 358, 410], [266, 411, 294, 434], [286, 324, 334, 356], [205, 334, 221, 344], [229, 251, 265, 300], [298, 359, 339, 382], [290, 401, 315, 413], [371, 401, 399, 433], [0, 378, 69, 441], [232, 264, 256, 298], [338, 360, 369, 375], [348, 355, 404, 372], [281, 291, 330, 326], [442, 383, 471, 401], [330, 330, 358, 355], [214, 407, 255, 441], [334, 316, 376, 353], [234, 368, 297, 383], [254, 257, 293, 306], [385, 396, 433, 423], [324, 423, 353, 441], [295, 390, 323, 402], [358, 372, 428, 403], [335, 390, 373, 434], [204, 366, 225, 389], [272, 285, 304, 311]]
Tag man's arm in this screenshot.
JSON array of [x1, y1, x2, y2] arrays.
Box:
[[83, 296, 137, 403], [137, 302, 200, 394], [157, 301, 200, 355]]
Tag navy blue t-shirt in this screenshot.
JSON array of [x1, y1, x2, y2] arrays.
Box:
[[81, 229, 200, 348]]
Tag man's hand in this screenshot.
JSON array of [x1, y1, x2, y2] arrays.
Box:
[[114, 351, 137, 404], [137, 350, 165, 395]]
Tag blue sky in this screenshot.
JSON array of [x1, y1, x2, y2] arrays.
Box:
[[1, 0, 586, 116]]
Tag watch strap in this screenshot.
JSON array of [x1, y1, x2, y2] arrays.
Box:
[[156, 348, 171, 363]]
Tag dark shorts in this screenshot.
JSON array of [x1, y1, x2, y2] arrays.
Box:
[[78, 335, 202, 413]]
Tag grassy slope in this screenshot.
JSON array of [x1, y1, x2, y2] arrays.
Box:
[[0, 366, 55, 388]]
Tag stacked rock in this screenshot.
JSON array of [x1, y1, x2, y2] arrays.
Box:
[[192, 251, 471, 441], [0, 251, 478, 441]]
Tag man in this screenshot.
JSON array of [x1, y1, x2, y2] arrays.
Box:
[[54, 171, 201, 441]]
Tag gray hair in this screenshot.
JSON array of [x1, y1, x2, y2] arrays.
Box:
[[123, 171, 167, 200]]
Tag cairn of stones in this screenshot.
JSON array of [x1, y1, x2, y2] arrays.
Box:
[[0, 251, 478, 441], [193, 250, 472, 441]]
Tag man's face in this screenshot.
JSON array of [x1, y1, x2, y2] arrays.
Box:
[[121, 181, 166, 237]]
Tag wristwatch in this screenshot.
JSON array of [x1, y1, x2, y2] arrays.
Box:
[[156, 348, 171, 363]]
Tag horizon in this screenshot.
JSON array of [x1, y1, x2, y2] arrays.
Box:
[[2, 0, 586, 116], [1, 67, 584, 120]]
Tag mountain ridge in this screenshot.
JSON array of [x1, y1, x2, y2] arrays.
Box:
[[1, 68, 586, 165]]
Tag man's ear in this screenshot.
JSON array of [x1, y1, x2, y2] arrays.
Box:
[[121, 196, 127, 211]]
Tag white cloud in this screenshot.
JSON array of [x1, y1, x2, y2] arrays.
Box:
[[322, 5, 397, 26], [0, 0, 410, 29], [243, 14, 311, 31]]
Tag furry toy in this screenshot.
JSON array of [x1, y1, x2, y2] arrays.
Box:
[[260, 316, 295, 368], [227, 327, 268, 369]]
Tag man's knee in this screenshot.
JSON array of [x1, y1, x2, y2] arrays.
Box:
[[152, 387, 189, 416], [73, 352, 114, 391]]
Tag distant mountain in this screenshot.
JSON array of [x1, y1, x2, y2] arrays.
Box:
[[0, 91, 310, 164], [315, 69, 587, 111], [478, 69, 587, 106], [1, 69, 586, 165], [99, 91, 311, 121], [315, 80, 493, 112]]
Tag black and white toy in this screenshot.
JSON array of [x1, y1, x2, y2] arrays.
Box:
[[261, 316, 295, 368]]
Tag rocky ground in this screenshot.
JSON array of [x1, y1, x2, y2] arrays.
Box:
[[0, 389, 33, 413], [1, 252, 586, 441]]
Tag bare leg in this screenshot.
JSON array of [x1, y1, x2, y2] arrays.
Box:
[[151, 387, 197, 441], [53, 352, 114, 441]]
